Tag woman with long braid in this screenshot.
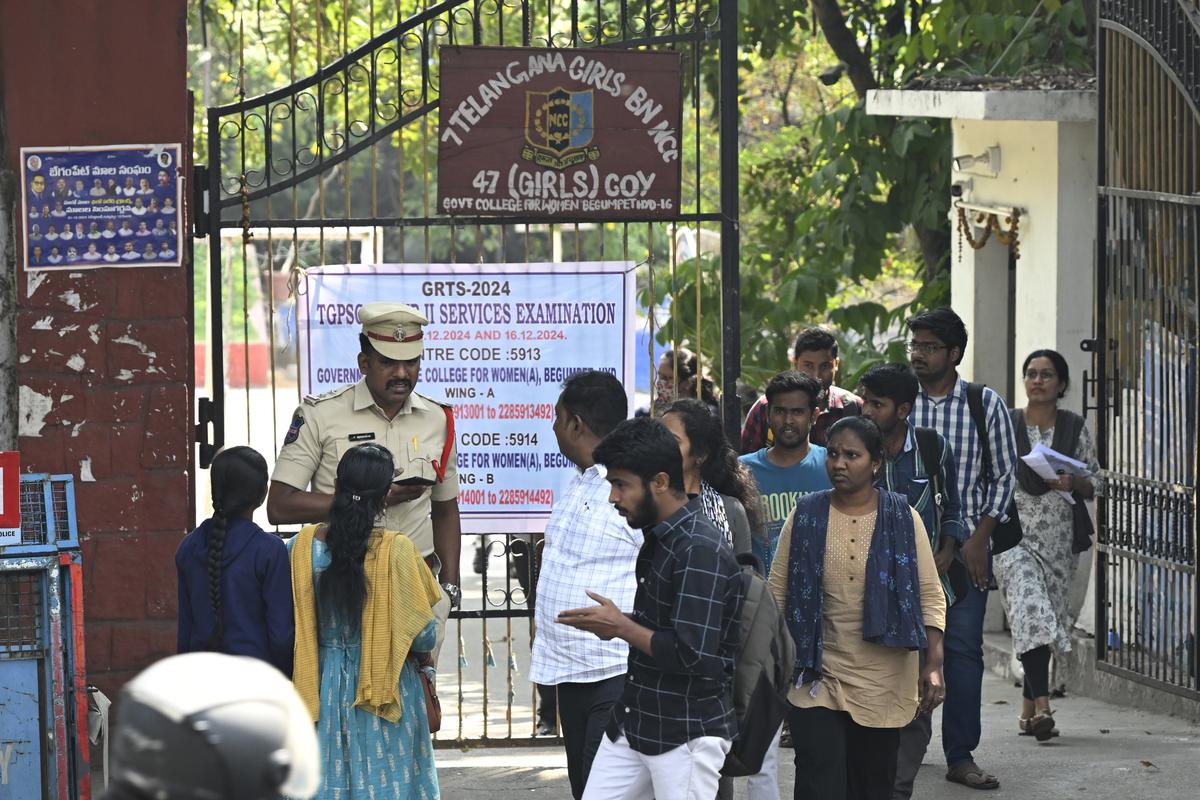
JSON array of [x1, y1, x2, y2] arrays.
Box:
[[287, 442, 442, 799], [175, 446, 294, 675]]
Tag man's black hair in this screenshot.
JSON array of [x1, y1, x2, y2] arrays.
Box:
[[592, 417, 685, 492], [793, 327, 839, 359], [858, 362, 919, 408], [764, 370, 822, 411], [906, 307, 968, 366], [559, 370, 628, 438], [359, 332, 378, 359]]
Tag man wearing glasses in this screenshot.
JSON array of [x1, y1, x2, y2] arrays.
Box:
[[894, 307, 1018, 794]]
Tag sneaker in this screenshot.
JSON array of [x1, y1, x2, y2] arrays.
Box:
[[535, 718, 556, 737]]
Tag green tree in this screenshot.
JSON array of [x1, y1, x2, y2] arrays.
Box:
[[657, 0, 1092, 390]]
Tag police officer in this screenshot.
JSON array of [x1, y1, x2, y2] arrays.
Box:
[[266, 303, 462, 642]]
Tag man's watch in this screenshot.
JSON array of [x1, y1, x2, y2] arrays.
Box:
[[441, 582, 462, 610]]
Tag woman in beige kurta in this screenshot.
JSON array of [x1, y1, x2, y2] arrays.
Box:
[[769, 417, 947, 800]]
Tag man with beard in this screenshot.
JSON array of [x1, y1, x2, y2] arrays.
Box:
[[740, 327, 862, 452], [739, 370, 832, 572], [558, 417, 743, 800], [267, 303, 462, 651], [902, 307, 1018, 792]]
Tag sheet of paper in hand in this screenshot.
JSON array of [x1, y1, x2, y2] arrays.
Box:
[[1021, 443, 1091, 503]]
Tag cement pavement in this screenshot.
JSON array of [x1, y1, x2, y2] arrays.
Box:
[[436, 667, 1200, 799]]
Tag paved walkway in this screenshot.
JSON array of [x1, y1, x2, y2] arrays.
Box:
[[437, 668, 1200, 799]]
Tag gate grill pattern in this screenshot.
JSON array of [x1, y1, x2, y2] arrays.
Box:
[[201, 0, 739, 742], [1096, 0, 1200, 696]]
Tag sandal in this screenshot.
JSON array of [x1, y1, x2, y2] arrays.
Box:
[[1019, 709, 1058, 741], [946, 761, 1000, 790]]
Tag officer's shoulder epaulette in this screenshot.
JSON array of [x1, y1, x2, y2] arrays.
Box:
[[413, 390, 453, 410], [302, 384, 354, 406]]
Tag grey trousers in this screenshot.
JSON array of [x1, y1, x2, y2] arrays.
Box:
[[891, 708, 933, 799]]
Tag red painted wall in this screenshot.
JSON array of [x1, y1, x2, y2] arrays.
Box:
[[1, 0, 192, 696]]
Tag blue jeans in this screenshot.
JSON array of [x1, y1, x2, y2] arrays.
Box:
[[941, 577, 989, 768]]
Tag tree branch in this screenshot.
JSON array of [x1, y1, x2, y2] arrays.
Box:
[[809, 0, 878, 97]]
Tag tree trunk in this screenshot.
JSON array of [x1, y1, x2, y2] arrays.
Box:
[[917, 223, 951, 285], [809, 0, 878, 97], [1082, 0, 1098, 53]]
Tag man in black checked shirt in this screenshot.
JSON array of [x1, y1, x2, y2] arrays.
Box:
[[557, 417, 744, 800]]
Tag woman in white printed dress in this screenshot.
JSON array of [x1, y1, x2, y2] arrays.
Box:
[[997, 349, 1101, 741]]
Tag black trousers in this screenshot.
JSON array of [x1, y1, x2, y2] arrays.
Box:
[[557, 675, 626, 800], [789, 705, 901, 800]]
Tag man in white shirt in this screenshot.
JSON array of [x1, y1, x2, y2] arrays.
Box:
[[530, 370, 638, 800]]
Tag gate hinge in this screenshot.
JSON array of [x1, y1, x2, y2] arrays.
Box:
[[192, 164, 210, 238], [196, 396, 216, 469]]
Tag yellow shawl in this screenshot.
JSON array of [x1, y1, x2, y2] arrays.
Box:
[[290, 524, 442, 723]]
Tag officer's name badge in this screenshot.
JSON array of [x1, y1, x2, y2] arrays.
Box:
[[348, 432, 375, 442]]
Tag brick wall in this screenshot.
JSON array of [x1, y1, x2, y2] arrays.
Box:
[[1, 0, 192, 696]]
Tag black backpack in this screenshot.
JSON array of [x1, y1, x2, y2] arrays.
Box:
[[914, 427, 969, 604], [721, 553, 796, 777]]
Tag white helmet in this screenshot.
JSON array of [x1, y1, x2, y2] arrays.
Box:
[[109, 653, 319, 800]]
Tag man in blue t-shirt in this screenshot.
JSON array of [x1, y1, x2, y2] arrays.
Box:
[[740, 370, 832, 573]]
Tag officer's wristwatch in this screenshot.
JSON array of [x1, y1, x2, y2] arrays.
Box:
[[441, 582, 462, 610]]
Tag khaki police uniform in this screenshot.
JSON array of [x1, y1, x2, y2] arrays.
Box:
[[270, 302, 459, 654], [270, 380, 459, 557]]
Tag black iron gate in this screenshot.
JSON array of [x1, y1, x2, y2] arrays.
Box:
[[1093, 0, 1199, 697], [194, 0, 740, 742]]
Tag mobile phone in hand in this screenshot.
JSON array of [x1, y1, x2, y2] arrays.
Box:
[[393, 476, 435, 487]]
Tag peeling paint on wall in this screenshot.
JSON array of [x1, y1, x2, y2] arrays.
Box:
[[114, 368, 135, 382], [18, 384, 53, 437], [26, 270, 48, 299], [32, 315, 53, 330], [79, 457, 95, 482], [88, 324, 100, 344], [57, 324, 79, 337], [66, 354, 85, 372], [112, 335, 157, 363], [56, 290, 92, 312]]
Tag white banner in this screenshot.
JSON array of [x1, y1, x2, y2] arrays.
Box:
[[299, 262, 636, 533]]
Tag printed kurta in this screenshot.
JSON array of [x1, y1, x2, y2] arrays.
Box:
[[287, 536, 439, 800], [995, 423, 1101, 656]]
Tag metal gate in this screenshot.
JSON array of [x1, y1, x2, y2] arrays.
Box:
[[194, 0, 740, 742], [1093, 0, 1200, 697]]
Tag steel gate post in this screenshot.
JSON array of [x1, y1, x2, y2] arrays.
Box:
[[718, 0, 741, 442]]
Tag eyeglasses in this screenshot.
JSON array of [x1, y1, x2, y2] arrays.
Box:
[[1024, 369, 1058, 382], [906, 341, 948, 355]]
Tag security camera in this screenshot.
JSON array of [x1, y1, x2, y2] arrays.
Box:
[[952, 146, 1001, 174]]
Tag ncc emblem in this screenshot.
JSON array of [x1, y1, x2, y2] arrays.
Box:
[[522, 87, 600, 169]]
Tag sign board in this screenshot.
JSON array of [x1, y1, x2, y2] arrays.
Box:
[[20, 144, 183, 271], [0, 451, 20, 546], [299, 262, 635, 533], [437, 46, 682, 219]]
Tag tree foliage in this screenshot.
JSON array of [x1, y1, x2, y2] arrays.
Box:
[[653, 0, 1093, 390]]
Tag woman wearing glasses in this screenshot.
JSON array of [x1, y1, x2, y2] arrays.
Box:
[[997, 349, 1100, 741]]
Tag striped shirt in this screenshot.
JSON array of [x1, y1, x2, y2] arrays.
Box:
[[529, 464, 642, 685], [910, 377, 1019, 531]]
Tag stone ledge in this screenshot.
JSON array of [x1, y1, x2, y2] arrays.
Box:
[[983, 631, 1200, 722], [867, 89, 1097, 122]]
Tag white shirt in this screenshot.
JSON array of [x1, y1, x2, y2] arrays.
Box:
[[529, 463, 641, 685]]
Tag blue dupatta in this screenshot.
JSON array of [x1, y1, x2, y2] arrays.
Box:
[[784, 489, 928, 690]]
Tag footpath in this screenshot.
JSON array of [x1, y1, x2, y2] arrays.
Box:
[[437, 667, 1200, 799]]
